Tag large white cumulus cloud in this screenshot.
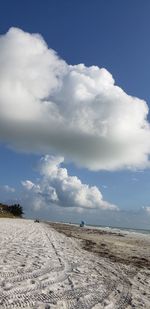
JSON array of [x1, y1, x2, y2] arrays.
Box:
[[1, 27, 150, 170], [22, 155, 118, 210]]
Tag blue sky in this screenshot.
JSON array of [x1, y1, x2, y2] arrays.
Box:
[[0, 0, 150, 229]]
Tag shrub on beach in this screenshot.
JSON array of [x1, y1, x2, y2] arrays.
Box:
[[8, 204, 24, 217], [0, 203, 24, 217]]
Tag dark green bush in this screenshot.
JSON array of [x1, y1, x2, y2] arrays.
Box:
[[8, 204, 24, 217]]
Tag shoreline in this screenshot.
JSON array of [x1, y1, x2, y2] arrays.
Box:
[[46, 220, 150, 236], [46, 221, 150, 270]]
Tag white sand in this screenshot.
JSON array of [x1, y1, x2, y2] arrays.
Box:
[[0, 219, 149, 308]]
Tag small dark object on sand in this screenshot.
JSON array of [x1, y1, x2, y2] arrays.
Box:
[[34, 219, 39, 223]]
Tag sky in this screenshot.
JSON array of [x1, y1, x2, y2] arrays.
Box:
[[0, 0, 150, 229]]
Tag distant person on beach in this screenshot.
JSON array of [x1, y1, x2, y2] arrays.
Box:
[[80, 221, 85, 227]]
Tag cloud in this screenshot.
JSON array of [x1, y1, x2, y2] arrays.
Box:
[[102, 185, 108, 189], [132, 177, 139, 182], [143, 206, 150, 214], [2, 185, 15, 193], [21, 180, 40, 192], [22, 155, 118, 211], [1, 27, 150, 170]]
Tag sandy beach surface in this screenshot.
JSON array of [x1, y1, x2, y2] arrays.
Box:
[[0, 219, 149, 308]]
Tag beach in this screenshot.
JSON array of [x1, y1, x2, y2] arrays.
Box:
[[0, 219, 149, 308]]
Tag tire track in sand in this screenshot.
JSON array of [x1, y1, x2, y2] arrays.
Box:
[[0, 219, 139, 308]]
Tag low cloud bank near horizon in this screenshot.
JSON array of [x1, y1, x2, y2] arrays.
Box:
[[0, 28, 150, 170], [0, 185, 15, 193], [143, 206, 150, 214], [22, 155, 118, 211]]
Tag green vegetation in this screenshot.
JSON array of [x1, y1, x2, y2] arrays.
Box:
[[0, 203, 24, 218], [0, 212, 15, 218]]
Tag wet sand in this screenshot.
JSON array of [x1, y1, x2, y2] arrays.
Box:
[[47, 222, 150, 270]]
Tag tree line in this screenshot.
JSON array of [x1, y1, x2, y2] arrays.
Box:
[[0, 203, 24, 217]]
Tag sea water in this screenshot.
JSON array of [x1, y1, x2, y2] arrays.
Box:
[[86, 224, 150, 235]]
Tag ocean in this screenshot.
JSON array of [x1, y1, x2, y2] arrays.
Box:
[[86, 224, 150, 235]]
